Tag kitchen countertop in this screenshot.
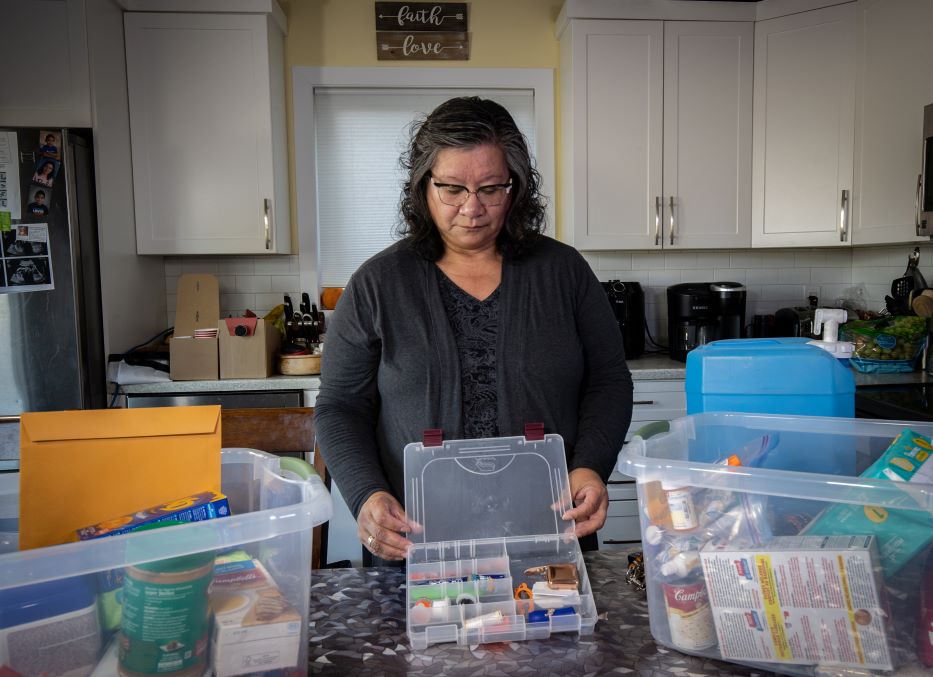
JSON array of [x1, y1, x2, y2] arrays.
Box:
[[119, 356, 687, 394], [119, 374, 322, 393], [307, 548, 771, 676], [119, 355, 933, 394]]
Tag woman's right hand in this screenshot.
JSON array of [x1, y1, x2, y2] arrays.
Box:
[[358, 490, 417, 561]]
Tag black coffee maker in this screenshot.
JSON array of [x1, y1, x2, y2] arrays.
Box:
[[601, 280, 645, 359], [667, 282, 746, 362]]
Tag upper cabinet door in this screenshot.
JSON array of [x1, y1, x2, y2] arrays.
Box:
[[852, 0, 933, 245], [125, 12, 290, 255], [0, 0, 91, 127], [663, 21, 753, 249], [560, 20, 664, 250], [752, 3, 856, 248]]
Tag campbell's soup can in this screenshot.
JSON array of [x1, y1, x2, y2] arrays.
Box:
[[661, 579, 717, 651]]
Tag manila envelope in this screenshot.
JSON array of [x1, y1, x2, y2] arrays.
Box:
[[19, 405, 222, 550]]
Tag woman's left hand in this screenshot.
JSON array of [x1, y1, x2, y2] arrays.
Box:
[[562, 468, 609, 538]]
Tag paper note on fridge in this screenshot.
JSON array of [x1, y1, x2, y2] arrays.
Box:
[[18, 405, 222, 550]]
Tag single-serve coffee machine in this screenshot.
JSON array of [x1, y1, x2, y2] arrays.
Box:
[[601, 280, 645, 359], [667, 282, 746, 362]]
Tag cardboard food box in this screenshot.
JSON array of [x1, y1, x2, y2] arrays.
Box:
[[18, 406, 222, 550], [171, 273, 220, 380], [210, 554, 302, 676], [219, 316, 281, 379]]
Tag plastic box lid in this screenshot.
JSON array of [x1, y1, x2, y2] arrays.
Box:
[[686, 338, 855, 396], [404, 429, 574, 545]]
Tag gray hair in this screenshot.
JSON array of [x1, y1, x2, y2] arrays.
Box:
[[397, 96, 546, 259]]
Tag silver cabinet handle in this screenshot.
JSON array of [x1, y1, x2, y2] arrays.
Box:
[[654, 196, 661, 246], [263, 198, 272, 250], [669, 195, 675, 245], [917, 173, 924, 235], [839, 189, 849, 242], [633, 400, 655, 406]]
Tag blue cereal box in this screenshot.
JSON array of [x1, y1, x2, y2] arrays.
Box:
[[76, 490, 230, 540]]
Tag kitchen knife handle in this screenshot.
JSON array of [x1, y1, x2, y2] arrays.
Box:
[[917, 173, 924, 235], [839, 189, 849, 242], [263, 198, 272, 250], [654, 196, 661, 246], [669, 196, 675, 245]]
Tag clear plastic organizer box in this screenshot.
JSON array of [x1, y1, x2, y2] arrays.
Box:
[[618, 412, 933, 677], [404, 432, 598, 649], [0, 448, 332, 677]]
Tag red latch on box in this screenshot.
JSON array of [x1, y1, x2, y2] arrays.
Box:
[[524, 422, 544, 441], [422, 429, 443, 447]]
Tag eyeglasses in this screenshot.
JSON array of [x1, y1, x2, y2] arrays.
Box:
[[430, 177, 512, 207]]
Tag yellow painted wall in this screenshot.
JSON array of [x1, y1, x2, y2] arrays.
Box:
[[280, 0, 565, 239]]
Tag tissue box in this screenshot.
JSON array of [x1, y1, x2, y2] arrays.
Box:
[[219, 317, 281, 379]]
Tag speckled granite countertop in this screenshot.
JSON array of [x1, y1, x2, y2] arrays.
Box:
[[307, 549, 773, 676]]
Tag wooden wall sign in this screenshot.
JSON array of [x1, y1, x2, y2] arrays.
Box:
[[375, 2, 470, 61], [375, 3, 468, 32], [377, 31, 469, 61]]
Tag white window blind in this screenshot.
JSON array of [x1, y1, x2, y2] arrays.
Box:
[[313, 88, 537, 286]]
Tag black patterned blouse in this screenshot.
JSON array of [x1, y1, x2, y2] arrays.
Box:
[[436, 267, 500, 438]]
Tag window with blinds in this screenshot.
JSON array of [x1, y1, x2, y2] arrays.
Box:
[[312, 88, 537, 286]]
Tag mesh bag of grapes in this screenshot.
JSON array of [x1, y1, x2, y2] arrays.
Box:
[[841, 315, 928, 373]]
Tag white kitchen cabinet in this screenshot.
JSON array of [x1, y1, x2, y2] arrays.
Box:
[[124, 11, 290, 255], [0, 0, 91, 127], [559, 19, 752, 250], [851, 0, 933, 245], [751, 3, 857, 247], [601, 378, 685, 548]]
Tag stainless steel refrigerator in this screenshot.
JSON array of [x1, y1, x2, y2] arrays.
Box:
[[0, 128, 106, 427]]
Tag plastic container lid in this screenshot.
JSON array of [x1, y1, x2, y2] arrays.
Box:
[[404, 432, 573, 544], [0, 574, 96, 629]]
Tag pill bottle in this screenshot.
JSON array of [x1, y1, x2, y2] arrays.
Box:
[[118, 522, 215, 677], [661, 481, 698, 531]]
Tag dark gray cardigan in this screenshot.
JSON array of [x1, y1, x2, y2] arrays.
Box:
[[314, 236, 634, 519]]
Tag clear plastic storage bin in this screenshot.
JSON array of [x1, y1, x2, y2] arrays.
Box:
[[618, 412, 933, 676], [0, 448, 332, 677], [404, 432, 598, 649]]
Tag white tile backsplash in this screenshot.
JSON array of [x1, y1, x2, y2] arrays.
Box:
[[161, 246, 933, 339]]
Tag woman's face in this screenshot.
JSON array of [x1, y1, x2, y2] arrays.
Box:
[[427, 143, 511, 257], [40, 163, 53, 176]]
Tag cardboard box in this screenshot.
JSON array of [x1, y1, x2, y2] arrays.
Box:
[[210, 555, 302, 676], [18, 406, 222, 550], [76, 490, 230, 540], [171, 274, 220, 380], [219, 317, 281, 379]]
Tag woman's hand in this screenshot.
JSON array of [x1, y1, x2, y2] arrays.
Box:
[[357, 490, 416, 561], [562, 468, 609, 538]]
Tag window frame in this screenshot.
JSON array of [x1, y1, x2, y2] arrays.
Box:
[[292, 66, 556, 298]]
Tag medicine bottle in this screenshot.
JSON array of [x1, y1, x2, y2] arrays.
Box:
[[661, 481, 698, 531]]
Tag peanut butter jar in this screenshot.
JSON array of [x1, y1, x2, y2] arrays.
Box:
[[118, 522, 215, 677]]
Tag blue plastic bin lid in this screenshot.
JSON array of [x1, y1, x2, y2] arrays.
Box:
[[686, 338, 855, 396], [0, 574, 96, 628]]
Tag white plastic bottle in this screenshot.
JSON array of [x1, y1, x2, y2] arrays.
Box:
[[659, 551, 702, 578]]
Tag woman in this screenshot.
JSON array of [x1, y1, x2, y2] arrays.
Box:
[[315, 97, 634, 564]]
